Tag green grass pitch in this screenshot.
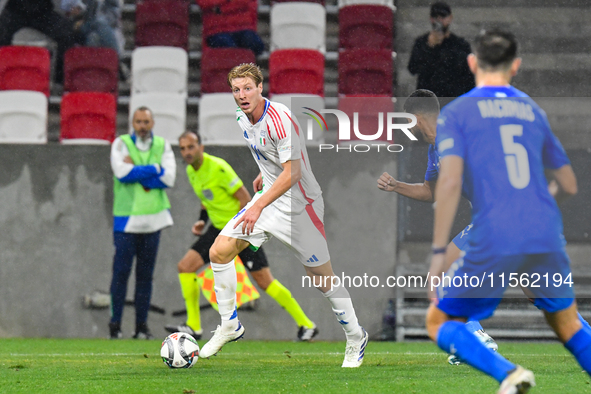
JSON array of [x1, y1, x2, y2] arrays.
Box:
[[1, 338, 590, 393]]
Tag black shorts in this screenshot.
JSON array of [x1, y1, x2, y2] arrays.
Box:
[[190, 225, 269, 272]]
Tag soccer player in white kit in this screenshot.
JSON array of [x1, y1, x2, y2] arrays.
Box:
[[199, 63, 368, 367]]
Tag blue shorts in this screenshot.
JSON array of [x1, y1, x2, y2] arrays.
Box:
[[436, 250, 575, 321], [451, 223, 473, 251]]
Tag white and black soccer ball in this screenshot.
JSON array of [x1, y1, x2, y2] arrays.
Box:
[[160, 332, 200, 368]]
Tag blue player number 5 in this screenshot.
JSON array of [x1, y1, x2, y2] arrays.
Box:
[[500, 125, 530, 189]]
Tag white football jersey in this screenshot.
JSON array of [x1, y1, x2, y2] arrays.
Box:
[[236, 98, 322, 214]]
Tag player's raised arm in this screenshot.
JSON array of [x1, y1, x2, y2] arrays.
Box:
[[378, 171, 435, 202]]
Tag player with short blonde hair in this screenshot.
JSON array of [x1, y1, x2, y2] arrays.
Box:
[[199, 64, 368, 367]]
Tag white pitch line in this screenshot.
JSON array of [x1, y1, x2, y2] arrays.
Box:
[[6, 352, 567, 358]]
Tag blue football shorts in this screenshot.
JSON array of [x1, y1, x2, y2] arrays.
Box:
[[436, 250, 575, 321]]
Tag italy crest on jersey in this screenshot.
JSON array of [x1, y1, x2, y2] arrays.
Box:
[[259, 129, 266, 146]]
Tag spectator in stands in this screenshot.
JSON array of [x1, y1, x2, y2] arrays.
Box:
[[98, 0, 125, 56], [197, 0, 265, 56], [108, 106, 176, 339], [407, 1, 474, 101], [0, 0, 78, 83], [61, 0, 129, 80]]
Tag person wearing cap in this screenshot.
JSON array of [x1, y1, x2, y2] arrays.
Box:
[[407, 1, 474, 101]]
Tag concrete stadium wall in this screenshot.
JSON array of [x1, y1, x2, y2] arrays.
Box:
[[0, 145, 398, 341]]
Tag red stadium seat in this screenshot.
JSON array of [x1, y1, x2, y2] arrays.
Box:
[[60, 92, 117, 143], [272, 0, 325, 5], [201, 48, 256, 93], [338, 48, 393, 96], [198, 0, 258, 46], [337, 95, 395, 144], [0, 46, 50, 96], [339, 5, 393, 49], [269, 49, 324, 96], [135, 0, 190, 50], [64, 47, 119, 94]]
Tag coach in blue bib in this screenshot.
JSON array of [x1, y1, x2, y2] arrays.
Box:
[[108, 106, 176, 340]]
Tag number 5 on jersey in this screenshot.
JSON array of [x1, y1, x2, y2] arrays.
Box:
[[500, 124, 530, 189]]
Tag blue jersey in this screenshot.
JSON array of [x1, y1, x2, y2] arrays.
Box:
[[435, 85, 570, 260]]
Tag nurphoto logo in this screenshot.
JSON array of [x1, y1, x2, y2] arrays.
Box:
[[301, 107, 418, 153]]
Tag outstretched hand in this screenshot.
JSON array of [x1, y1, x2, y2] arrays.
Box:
[[377, 172, 397, 192], [233, 205, 263, 235]]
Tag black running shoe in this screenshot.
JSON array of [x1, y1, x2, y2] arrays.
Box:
[[164, 323, 203, 339], [297, 325, 319, 341], [109, 322, 122, 339], [133, 322, 153, 340]]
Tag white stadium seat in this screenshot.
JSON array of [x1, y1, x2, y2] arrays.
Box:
[[338, 0, 395, 9], [270, 94, 325, 145], [129, 93, 186, 145], [270, 3, 326, 53], [131, 46, 188, 97], [0, 90, 47, 143], [198, 93, 244, 146]]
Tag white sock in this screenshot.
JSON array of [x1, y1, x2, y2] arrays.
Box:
[[323, 281, 362, 342], [211, 261, 238, 332]]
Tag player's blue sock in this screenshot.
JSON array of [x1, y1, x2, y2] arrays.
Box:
[[565, 326, 591, 375], [437, 321, 515, 382], [578, 313, 591, 332], [464, 320, 484, 333]]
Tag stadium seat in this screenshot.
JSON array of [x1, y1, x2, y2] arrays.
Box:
[[198, 93, 244, 145], [0, 46, 50, 96], [270, 3, 326, 53], [201, 48, 255, 94], [199, 0, 258, 49], [135, 0, 190, 50], [338, 49, 393, 96], [270, 94, 325, 145], [339, 5, 393, 50], [269, 49, 324, 96], [272, 0, 324, 4], [0, 90, 47, 143], [129, 92, 186, 144], [131, 46, 188, 97], [338, 0, 394, 9], [64, 47, 119, 94], [337, 95, 395, 144], [60, 92, 116, 144]]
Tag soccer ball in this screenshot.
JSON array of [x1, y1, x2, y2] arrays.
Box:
[[160, 332, 200, 368]]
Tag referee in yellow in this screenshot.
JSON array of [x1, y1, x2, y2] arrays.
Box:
[[165, 130, 318, 341]]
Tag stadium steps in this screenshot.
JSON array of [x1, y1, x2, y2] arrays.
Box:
[[396, 306, 591, 341], [395, 3, 591, 99]]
